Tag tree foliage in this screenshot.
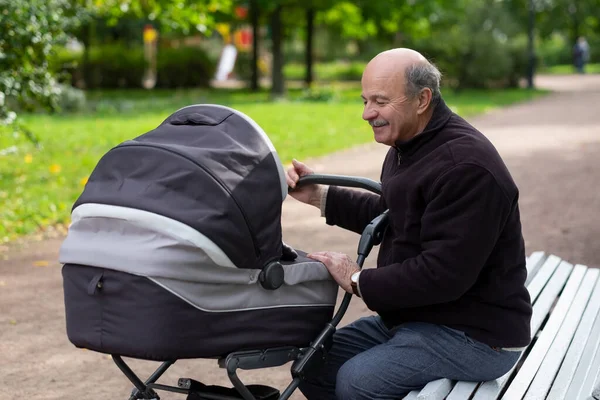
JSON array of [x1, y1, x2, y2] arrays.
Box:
[[0, 0, 84, 137], [90, 0, 234, 34]]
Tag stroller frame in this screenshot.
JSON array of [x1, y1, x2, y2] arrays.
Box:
[[104, 174, 388, 400]]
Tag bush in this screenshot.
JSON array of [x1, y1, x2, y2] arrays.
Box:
[[506, 36, 530, 88], [284, 61, 365, 81], [155, 46, 216, 88], [55, 84, 87, 112], [51, 43, 216, 89], [298, 85, 338, 102], [537, 34, 572, 68], [86, 44, 146, 89], [233, 51, 254, 83]]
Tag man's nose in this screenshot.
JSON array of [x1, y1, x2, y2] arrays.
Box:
[[362, 106, 377, 121]]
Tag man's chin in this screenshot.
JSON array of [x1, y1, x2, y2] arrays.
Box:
[[373, 129, 393, 146]]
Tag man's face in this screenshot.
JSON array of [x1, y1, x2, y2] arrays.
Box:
[[361, 67, 420, 146]]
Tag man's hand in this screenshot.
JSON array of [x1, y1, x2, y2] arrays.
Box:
[[286, 159, 325, 208], [307, 251, 360, 294]]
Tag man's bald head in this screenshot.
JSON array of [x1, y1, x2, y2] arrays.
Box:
[[363, 48, 441, 104], [369, 48, 428, 70]]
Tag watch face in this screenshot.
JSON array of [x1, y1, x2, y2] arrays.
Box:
[[351, 272, 360, 282]]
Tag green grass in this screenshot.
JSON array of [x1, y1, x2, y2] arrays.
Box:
[[539, 63, 600, 74], [284, 61, 366, 81], [0, 84, 548, 242]]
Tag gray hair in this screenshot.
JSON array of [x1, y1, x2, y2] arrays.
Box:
[[405, 62, 442, 106]]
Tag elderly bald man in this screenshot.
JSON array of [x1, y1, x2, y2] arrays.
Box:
[[286, 48, 533, 399]]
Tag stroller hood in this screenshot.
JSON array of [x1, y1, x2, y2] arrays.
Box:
[[64, 104, 288, 270]]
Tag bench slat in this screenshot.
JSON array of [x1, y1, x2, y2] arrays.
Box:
[[413, 378, 455, 399], [547, 269, 600, 400], [472, 261, 574, 400], [527, 254, 562, 303], [446, 382, 479, 400], [524, 267, 597, 400], [564, 304, 600, 399], [500, 263, 586, 400], [403, 390, 420, 399], [577, 321, 600, 399], [525, 251, 547, 286]]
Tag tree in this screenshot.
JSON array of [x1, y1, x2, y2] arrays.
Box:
[[92, 0, 233, 35], [0, 0, 84, 143]]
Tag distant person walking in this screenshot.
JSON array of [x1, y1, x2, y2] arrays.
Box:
[[573, 36, 591, 74]]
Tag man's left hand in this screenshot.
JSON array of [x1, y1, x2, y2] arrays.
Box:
[[307, 251, 360, 294]]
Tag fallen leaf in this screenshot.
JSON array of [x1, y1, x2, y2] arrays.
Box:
[[0, 281, 5, 286], [33, 260, 49, 267], [9, 319, 17, 325]]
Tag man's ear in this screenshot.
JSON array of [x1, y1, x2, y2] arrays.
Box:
[[417, 88, 433, 115]]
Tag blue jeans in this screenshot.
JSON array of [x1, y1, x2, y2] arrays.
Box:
[[299, 316, 521, 400]]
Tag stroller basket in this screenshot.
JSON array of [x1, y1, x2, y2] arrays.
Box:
[[59, 105, 388, 399]]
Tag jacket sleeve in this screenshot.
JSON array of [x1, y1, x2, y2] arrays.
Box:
[[324, 186, 386, 235], [358, 163, 514, 310]]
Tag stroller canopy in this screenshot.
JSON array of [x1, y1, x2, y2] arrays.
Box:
[[63, 104, 288, 271]]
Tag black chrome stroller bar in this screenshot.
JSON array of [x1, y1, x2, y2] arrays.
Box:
[[295, 173, 382, 195], [112, 355, 173, 399]]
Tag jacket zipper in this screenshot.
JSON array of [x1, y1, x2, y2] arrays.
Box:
[[396, 149, 403, 165], [117, 143, 261, 259]]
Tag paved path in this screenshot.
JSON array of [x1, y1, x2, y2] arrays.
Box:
[[1, 75, 599, 400]]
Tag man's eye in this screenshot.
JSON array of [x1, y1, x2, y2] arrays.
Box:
[[376, 100, 386, 105]]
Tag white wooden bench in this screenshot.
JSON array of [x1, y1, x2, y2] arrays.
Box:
[[403, 251, 600, 400]]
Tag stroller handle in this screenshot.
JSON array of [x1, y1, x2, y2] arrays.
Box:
[[295, 174, 382, 195]]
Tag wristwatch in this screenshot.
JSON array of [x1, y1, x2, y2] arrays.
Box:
[[350, 271, 361, 297]]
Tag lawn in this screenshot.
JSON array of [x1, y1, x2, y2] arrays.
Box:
[[539, 63, 600, 74], [0, 84, 548, 242]]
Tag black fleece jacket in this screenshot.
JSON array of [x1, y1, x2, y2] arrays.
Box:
[[325, 99, 533, 348]]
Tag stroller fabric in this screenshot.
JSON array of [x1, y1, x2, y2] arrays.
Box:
[[59, 105, 338, 360]]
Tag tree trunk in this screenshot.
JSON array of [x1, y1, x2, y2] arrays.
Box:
[[250, 0, 260, 91], [305, 8, 314, 87], [270, 5, 285, 98]]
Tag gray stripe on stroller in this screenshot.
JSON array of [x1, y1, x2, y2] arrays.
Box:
[[59, 203, 337, 312]]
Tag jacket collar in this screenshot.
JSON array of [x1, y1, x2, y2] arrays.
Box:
[[394, 98, 453, 158]]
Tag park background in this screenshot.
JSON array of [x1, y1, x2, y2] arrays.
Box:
[[2, 1, 600, 399], [1, 0, 599, 244]]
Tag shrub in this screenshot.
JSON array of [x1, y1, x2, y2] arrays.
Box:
[[155, 46, 216, 88], [537, 34, 572, 68], [298, 85, 338, 102], [50, 43, 216, 89], [86, 44, 146, 89], [55, 84, 87, 112]]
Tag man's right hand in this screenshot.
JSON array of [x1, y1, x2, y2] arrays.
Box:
[[286, 159, 325, 208]]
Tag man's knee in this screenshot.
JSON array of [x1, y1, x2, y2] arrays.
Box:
[[335, 358, 410, 400], [335, 361, 365, 400]]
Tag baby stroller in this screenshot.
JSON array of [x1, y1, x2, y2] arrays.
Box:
[[59, 104, 388, 400]]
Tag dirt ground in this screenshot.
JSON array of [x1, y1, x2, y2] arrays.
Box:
[[1, 75, 599, 400]]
